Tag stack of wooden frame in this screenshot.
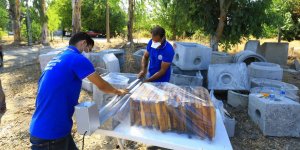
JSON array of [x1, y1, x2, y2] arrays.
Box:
[[130, 83, 216, 140]]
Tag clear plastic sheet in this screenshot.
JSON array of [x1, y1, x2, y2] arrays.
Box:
[[129, 83, 216, 140]]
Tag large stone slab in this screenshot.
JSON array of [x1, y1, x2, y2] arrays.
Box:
[[208, 63, 250, 90], [84, 49, 125, 69], [258, 42, 289, 66], [173, 42, 212, 70], [170, 71, 203, 86], [211, 51, 233, 64], [82, 78, 93, 92], [38, 51, 62, 71], [250, 78, 299, 95], [133, 49, 146, 67], [244, 40, 260, 53], [227, 90, 249, 108], [248, 62, 283, 81], [248, 93, 300, 137], [103, 53, 120, 72]]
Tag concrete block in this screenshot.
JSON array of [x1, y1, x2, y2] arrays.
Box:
[[95, 67, 109, 75], [227, 90, 249, 108], [248, 62, 283, 80], [233, 51, 266, 65], [258, 42, 289, 66], [248, 93, 300, 137], [244, 40, 260, 53], [294, 59, 300, 71], [173, 42, 212, 70], [38, 51, 61, 71], [84, 49, 125, 69], [208, 63, 250, 90], [250, 87, 300, 102], [133, 49, 146, 67], [224, 115, 236, 137], [93, 73, 137, 110], [211, 51, 233, 64], [75, 101, 99, 135], [250, 78, 299, 95], [82, 78, 93, 92], [103, 53, 120, 72], [170, 67, 203, 86]]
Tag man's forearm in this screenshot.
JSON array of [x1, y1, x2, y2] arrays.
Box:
[[141, 56, 149, 72], [145, 69, 166, 82]]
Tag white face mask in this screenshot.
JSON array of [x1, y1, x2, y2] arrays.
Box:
[[151, 41, 161, 49]]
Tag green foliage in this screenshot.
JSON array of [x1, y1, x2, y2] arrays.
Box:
[[81, 0, 126, 36], [21, 7, 42, 42], [0, 0, 9, 39]]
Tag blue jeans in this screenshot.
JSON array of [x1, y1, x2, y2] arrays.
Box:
[[30, 134, 78, 150]]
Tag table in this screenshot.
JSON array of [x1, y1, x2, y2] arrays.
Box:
[[94, 110, 233, 150]]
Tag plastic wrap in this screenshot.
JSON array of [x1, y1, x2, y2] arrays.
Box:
[[129, 83, 216, 140], [102, 73, 129, 85]]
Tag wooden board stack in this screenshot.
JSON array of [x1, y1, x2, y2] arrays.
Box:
[[130, 83, 216, 140]]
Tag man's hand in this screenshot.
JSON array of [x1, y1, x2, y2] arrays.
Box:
[[115, 89, 129, 96], [138, 70, 147, 79]]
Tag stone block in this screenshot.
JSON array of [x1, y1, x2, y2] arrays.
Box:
[[103, 53, 120, 72], [258, 42, 289, 66], [173, 42, 212, 70], [294, 59, 300, 71], [208, 63, 250, 90], [38, 51, 61, 71], [227, 90, 249, 108], [133, 49, 146, 67], [82, 78, 93, 92], [211, 51, 233, 64], [250, 78, 299, 95], [248, 93, 300, 137], [244, 40, 260, 53], [248, 62, 283, 80], [170, 66, 203, 86]]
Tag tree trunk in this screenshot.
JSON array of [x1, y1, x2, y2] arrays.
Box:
[[106, 0, 110, 42], [26, 0, 32, 46], [277, 27, 282, 43], [72, 0, 81, 35], [10, 0, 21, 44], [41, 0, 49, 45], [127, 0, 134, 44], [210, 0, 232, 51]]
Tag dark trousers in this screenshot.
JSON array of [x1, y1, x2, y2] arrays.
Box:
[[30, 134, 78, 150]]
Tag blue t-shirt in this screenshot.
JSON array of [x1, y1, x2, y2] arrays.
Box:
[[147, 39, 175, 82], [30, 46, 95, 140]]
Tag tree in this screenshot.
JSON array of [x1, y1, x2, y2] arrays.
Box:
[[106, 0, 110, 42], [9, 0, 21, 44], [72, 0, 81, 35], [47, 0, 61, 41], [25, 0, 32, 45], [268, 0, 300, 42], [127, 0, 134, 43], [178, 0, 272, 51], [0, 0, 9, 39], [41, 0, 48, 45]]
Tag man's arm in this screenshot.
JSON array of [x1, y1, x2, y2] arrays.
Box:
[[87, 72, 128, 95], [138, 51, 149, 78], [145, 62, 171, 82]]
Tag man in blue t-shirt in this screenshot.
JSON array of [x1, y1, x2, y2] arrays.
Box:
[[138, 26, 175, 82], [29, 32, 128, 150]]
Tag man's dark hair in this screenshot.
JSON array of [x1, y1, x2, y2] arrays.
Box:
[[151, 26, 165, 38], [69, 32, 94, 46]]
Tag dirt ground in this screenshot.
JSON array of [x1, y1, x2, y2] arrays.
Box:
[[0, 37, 300, 150]]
